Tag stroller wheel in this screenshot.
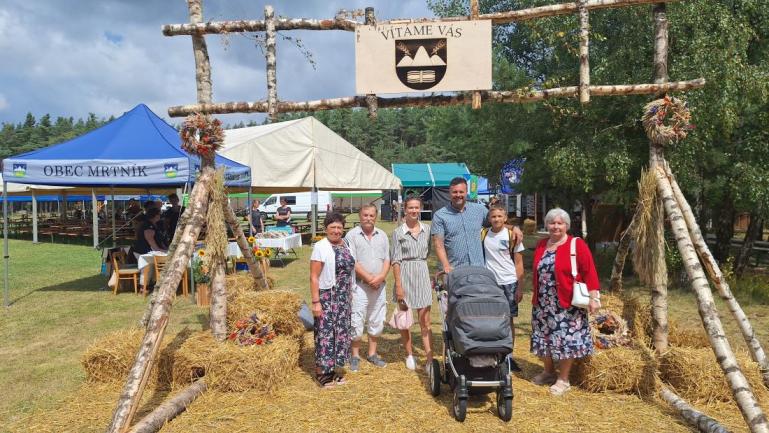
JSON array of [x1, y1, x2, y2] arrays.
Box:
[[452, 376, 468, 422], [429, 359, 441, 396], [497, 390, 513, 422]]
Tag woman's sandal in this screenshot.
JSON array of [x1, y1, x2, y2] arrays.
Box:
[[549, 379, 571, 396], [317, 373, 336, 389], [333, 373, 347, 386], [532, 371, 557, 386]]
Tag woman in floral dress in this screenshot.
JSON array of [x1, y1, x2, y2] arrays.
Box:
[[530, 208, 601, 396], [310, 212, 356, 388]]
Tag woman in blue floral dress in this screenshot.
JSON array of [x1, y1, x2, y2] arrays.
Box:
[[530, 208, 601, 396], [310, 212, 356, 388]]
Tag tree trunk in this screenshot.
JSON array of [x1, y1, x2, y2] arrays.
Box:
[[107, 168, 213, 433], [659, 386, 731, 433], [609, 208, 638, 292], [126, 380, 208, 433], [655, 163, 769, 433], [713, 194, 736, 263], [165, 78, 706, 117], [735, 213, 763, 278], [582, 197, 597, 251], [662, 161, 769, 388], [650, 147, 669, 352], [222, 203, 269, 289]]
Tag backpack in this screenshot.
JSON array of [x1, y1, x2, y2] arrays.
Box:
[[481, 227, 518, 260]]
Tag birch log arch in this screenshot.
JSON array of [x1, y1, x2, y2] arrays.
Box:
[[102, 1, 769, 433]]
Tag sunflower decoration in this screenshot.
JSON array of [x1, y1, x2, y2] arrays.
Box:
[[197, 249, 206, 257], [254, 249, 265, 258], [247, 236, 256, 245], [227, 314, 276, 346], [641, 95, 694, 147], [264, 248, 273, 258], [180, 113, 225, 157]]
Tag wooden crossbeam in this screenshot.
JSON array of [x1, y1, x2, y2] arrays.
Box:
[[162, 0, 680, 36], [166, 78, 705, 117]]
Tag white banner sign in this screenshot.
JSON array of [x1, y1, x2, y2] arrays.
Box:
[[355, 20, 492, 94]]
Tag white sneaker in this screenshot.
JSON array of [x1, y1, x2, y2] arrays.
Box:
[[405, 355, 416, 370]]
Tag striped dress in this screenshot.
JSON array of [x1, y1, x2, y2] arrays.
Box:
[[391, 222, 432, 309]]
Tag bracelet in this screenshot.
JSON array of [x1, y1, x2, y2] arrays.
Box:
[[312, 300, 320, 304]]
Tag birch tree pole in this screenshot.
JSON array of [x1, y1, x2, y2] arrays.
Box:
[[649, 3, 669, 352], [662, 160, 769, 387], [107, 168, 213, 433], [655, 155, 769, 433]]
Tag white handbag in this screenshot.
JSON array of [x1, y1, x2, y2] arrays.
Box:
[[570, 237, 590, 309]]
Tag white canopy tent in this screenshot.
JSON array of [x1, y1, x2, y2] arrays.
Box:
[[220, 117, 401, 192], [219, 117, 402, 235]]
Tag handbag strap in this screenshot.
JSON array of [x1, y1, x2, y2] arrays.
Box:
[[570, 237, 578, 278]]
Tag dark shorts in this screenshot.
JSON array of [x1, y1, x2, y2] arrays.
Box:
[[500, 282, 519, 318]]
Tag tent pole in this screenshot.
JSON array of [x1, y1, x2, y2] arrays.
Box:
[[91, 189, 99, 248], [311, 187, 318, 239], [111, 186, 116, 248], [248, 186, 252, 237], [32, 190, 38, 243], [60, 192, 67, 221], [397, 190, 403, 225], [3, 181, 9, 307]]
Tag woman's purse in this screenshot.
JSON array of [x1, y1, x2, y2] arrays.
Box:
[[388, 299, 414, 330], [570, 237, 591, 309]]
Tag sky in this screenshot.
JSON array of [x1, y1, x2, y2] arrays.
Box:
[[0, 0, 435, 126]]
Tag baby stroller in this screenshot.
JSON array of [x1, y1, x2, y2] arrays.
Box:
[[429, 266, 514, 422]]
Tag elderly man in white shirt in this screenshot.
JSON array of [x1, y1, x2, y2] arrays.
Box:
[[345, 204, 390, 371]]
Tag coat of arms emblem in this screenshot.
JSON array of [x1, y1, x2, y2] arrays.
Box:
[[395, 38, 447, 90]]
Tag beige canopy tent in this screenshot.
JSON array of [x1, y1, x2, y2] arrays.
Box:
[[219, 117, 402, 235], [220, 117, 402, 192]]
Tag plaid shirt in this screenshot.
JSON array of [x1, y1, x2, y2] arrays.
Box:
[[431, 201, 488, 269]]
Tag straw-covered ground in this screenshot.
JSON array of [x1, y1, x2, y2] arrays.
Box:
[[4, 227, 769, 432], [11, 288, 769, 433]]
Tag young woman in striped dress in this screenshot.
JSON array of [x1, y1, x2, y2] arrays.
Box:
[[391, 196, 433, 371]]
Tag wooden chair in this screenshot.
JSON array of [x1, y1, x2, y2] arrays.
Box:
[[153, 255, 189, 297], [111, 251, 139, 295]]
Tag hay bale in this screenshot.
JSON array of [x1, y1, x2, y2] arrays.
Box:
[[226, 269, 276, 296], [660, 347, 768, 404], [225, 272, 258, 298], [81, 328, 177, 387], [572, 345, 656, 395], [227, 289, 305, 339], [668, 325, 710, 349], [171, 331, 300, 392]]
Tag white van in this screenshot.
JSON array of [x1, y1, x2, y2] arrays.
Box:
[[258, 191, 332, 220]]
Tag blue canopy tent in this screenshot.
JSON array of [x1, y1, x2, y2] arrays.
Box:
[[2, 104, 249, 188], [0, 104, 251, 306]]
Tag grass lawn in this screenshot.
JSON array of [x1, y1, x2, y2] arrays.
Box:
[[2, 222, 769, 431], [0, 239, 206, 425]]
